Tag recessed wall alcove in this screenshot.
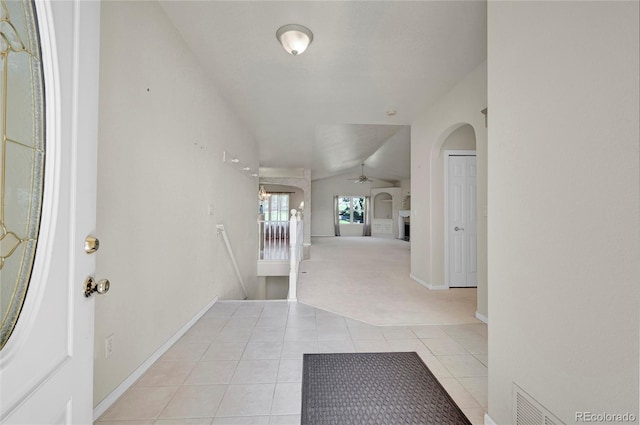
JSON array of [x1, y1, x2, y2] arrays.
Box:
[[373, 192, 393, 219], [370, 187, 402, 238]]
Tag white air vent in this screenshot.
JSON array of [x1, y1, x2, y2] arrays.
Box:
[[513, 383, 565, 425]]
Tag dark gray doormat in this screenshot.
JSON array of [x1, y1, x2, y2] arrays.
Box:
[[302, 352, 472, 425]]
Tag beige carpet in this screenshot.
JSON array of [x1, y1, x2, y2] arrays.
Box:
[[297, 237, 479, 326]]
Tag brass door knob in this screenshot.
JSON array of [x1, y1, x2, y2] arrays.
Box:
[[84, 276, 110, 297]]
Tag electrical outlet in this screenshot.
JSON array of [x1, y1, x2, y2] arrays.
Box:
[[208, 204, 214, 216], [105, 334, 114, 358]]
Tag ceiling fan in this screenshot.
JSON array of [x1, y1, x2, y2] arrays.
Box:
[[350, 164, 375, 184]]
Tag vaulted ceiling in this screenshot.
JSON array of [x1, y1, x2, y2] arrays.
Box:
[[159, 1, 487, 182]]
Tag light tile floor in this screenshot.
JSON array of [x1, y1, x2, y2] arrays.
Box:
[[96, 300, 487, 425]]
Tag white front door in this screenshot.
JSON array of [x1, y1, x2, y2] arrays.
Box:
[[0, 1, 101, 423], [447, 154, 477, 287]]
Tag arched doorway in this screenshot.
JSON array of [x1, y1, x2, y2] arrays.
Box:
[[439, 124, 477, 287]]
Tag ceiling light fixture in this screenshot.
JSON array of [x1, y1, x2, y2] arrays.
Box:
[[259, 185, 271, 201], [276, 24, 313, 56]]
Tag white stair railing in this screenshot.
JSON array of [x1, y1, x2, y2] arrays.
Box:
[[288, 209, 304, 301], [216, 224, 248, 299], [258, 219, 289, 260]]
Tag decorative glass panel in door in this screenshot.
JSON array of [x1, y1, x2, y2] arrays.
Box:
[[0, 0, 45, 350]]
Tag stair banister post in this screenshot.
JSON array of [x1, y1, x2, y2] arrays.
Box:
[[288, 209, 298, 301]]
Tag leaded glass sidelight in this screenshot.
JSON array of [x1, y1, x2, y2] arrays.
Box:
[[0, 0, 45, 350]]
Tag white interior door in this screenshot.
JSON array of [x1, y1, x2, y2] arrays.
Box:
[[0, 1, 100, 423], [447, 154, 477, 287]]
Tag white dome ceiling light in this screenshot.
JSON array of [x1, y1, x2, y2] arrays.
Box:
[[276, 24, 314, 56]]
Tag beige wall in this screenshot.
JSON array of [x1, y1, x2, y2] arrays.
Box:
[[488, 2, 639, 423], [265, 276, 289, 300], [400, 179, 411, 209], [93, 1, 259, 406], [440, 124, 476, 151], [411, 63, 487, 314]]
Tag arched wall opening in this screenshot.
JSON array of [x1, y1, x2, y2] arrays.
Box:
[[373, 192, 393, 219], [437, 124, 477, 288], [428, 123, 478, 288], [409, 61, 487, 318]]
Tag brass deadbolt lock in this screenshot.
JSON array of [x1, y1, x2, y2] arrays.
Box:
[[85, 236, 100, 254]]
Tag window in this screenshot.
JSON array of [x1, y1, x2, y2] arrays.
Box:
[[0, 0, 45, 350], [261, 193, 289, 222], [338, 196, 365, 224]]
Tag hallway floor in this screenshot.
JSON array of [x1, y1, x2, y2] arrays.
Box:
[[95, 301, 487, 425], [96, 237, 487, 425], [298, 237, 480, 325]]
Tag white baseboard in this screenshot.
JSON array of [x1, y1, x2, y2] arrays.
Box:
[[475, 311, 489, 324], [485, 412, 498, 425], [410, 274, 449, 290], [93, 296, 219, 421], [410, 273, 429, 288]]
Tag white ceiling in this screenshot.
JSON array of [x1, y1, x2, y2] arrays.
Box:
[[159, 1, 487, 183]]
